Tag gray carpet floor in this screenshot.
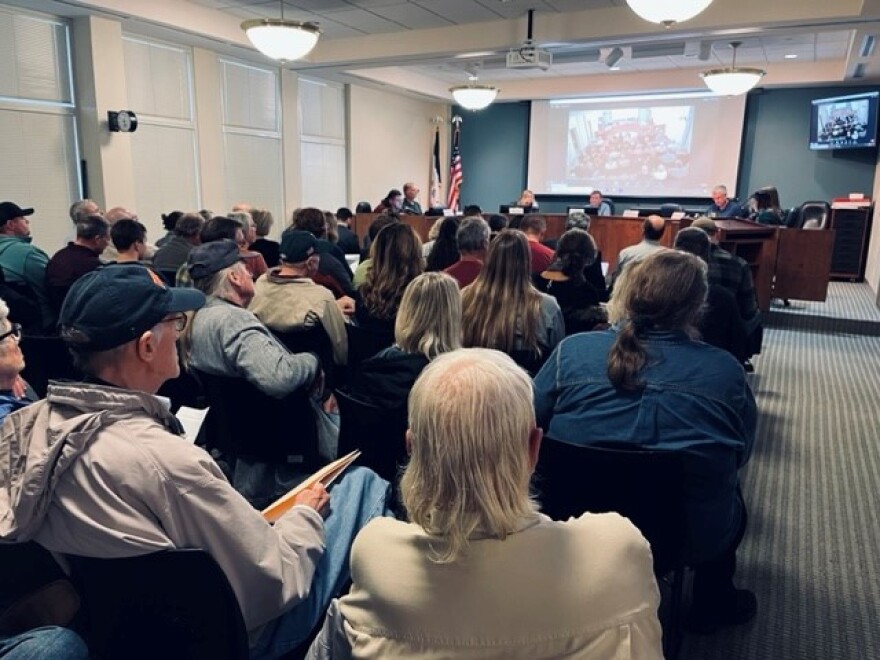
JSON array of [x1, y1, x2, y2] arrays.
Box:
[[679, 283, 880, 659]]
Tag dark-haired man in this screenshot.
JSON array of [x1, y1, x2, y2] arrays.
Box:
[[334, 207, 360, 255], [110, 218, 149, 263], [0, 202, 53, 332]]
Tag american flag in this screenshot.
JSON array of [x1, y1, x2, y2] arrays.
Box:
[[447, 119, 463, 212]]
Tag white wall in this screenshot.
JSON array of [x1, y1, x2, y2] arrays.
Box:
[[348, 84, 448, 211], [865, 151, 880, 302]]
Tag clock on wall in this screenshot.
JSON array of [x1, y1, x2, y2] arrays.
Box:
[[108, 110, 138, 133]]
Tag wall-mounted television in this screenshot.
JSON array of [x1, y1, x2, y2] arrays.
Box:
[[809, 91, 879, 150]]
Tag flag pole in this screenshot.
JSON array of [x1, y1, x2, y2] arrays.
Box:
[[429, 116, 443, 210]]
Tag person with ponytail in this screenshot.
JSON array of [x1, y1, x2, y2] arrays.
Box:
[[534, 249, 759, 634]]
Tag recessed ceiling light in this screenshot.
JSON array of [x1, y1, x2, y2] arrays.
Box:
[[785, 54, 798, 59]]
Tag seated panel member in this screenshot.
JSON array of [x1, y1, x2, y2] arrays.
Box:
[[707, 184, 746, 219], [401, 182, 423, 215], [589, 190, 612, 216], [534, 250, 758, 634], [0, 264, 390, 657], [308, 349, 663, 659]]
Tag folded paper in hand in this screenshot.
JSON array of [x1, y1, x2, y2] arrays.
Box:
[[262, 450, 361, 523]]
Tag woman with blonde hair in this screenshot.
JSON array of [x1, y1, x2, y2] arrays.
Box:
[[535, 249, 758, 633], [350, 272, 461, 408], [461, 229, 563, 373], [355, 223, 423, 334]]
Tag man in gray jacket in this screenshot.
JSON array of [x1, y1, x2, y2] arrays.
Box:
[[0, 264, 390, 657]]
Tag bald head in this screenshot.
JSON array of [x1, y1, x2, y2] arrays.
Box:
[[105, 207, 137, 224], [644, 215, 666, 241]]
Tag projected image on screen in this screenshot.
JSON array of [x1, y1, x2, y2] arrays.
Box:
[[815, 99, 869, 148], [567, 107, 693, 192], [528, 93, 748, 198]]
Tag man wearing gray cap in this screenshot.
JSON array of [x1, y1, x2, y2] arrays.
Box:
[[0, 263, 390, 657]]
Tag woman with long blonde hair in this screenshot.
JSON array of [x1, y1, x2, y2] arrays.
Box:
[[461, 229, 563, 370]]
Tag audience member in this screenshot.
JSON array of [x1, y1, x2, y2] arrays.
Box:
[[462, 204, 482, 217], [401, 182, 423, 215], [674, 227, 748, 359], [487, 213, 508, 240], [610, 214, 666, 288], [0, 298, 32, 423], [100, 207, 150, 262], [229, 211, 268, 280], [560, 211, 608, 301], [250, 208, 280, 268], [462, 229, 563, 372], [420, 216, 443, 257], [355, 223, 423, 334], [691, 216, 762, 370], [334, 208, 360, 255], [184, 240, 323, 504], [156, 210, 183, 248], [324, 211, 339, 245], [349, 271, 461, 409], [308, 348, 663, 658], [519, 214, 555, 274], [151, 212, 203, 274], [444, 215, 488, 288], [65, 199, 102, 245], [373, 189, 403, 214], [707, 184, 746, 218], [537, 229, 606, 335], [354, 215, 397, 287], [0, 202, 53, 332], [46, 214, 110, 312], [425, 216, 460, 272], [0, 263, 390, 657], [291, 208, 355, 295], [109, 218, 149, 264], [534, 249, 757, 633], [250, 230, 350, 368]]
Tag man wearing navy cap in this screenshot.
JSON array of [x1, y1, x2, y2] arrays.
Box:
[[0, 201, 54, 331], [0, 263, 390, 657]]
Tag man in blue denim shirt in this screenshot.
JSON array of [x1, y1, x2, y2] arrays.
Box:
[[534, 250, 758, 633]]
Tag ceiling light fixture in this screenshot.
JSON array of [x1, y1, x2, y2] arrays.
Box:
[[242, 1, 320, 62], [450, 75, 499, 111], [701, 41, 765, 96], [625, 0, 713, 27]]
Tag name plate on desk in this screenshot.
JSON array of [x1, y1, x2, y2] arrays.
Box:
[[671, 211, 686, 220], [508, 207, 525, 215], [442, 209, 456, 216], [622, 209, 640, 218]]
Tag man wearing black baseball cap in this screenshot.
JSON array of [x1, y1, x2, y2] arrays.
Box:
[[0, 262, 391, 656], [0, 201, 54, 331]]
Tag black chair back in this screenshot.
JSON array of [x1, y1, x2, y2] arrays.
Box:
[[345, 324, 394, 380], [536, 439, 686, 574], [798, 200, 831, 229], [335, 388, 408, 491], [273, 324, 338, 392], [68, 549, 248, 660], [192, 368, 318, 468], [536, 439, 687, 658], [659, 203, 684, 218], [0, 541, 80, 635], [783, 206, 801, 228]]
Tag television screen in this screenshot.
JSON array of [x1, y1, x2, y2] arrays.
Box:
[[809, 91, 879, 150]]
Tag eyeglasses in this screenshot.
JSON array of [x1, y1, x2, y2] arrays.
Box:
[[0, 322, 22, 343], [160, 313, 187, 332]]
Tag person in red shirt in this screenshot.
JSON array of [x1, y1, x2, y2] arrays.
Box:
[[444, 216, 488, 288], [520, 214, 554, 274]]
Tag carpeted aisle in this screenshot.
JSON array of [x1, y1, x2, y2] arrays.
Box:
[[679, 283, 880, 659]]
